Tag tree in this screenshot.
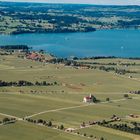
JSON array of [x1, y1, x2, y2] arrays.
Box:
[[60, 124, 64, 130], [106, 98, 110, 102], [124, 94, 129, 98], [3, 118, 10, 123], [90, 135, 93, 138], [37, 119, 43, 124], [54, 81, 57, 85], [48, 121, 52, 127], [83, 133, 86, 136], [77, 132, 80, 135], [42, 81, 47, 86], [92, 95, 97, 103], [35, 81, 40, 86], [100, 137, 104, 140]]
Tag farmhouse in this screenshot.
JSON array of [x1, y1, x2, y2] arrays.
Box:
[[83, 94, 96, 103]]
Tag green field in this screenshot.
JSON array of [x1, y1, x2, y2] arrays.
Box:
[[0, 53, 140, 140], [0, 121, 90, 140], [32, 97, 140, 127], [74, 125, 137, 140]]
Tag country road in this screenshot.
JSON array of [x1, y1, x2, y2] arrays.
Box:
[[25, 96, 140, 119]]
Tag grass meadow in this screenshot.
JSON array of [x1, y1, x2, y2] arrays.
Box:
[[0, 54, 140, 140]]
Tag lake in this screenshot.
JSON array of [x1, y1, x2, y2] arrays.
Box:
[[0, 29, 140, 58]]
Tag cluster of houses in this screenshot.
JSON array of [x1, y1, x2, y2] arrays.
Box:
[[26, 52, 46, 62]]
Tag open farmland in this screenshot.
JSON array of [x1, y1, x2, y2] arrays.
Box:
[[0, 52, 140, 140], [74, 125, 137, 140], [0, 121, 90, 140]]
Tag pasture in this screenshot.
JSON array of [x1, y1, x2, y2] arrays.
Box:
[[0, 121, 89, 140], [74, 125, 139, 140], [0, 53, 140, 140]]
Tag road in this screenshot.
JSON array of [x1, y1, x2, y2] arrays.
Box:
[[0, 112, 22, 120], [25, 96, 140, 119]]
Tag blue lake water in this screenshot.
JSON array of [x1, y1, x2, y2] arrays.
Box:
[[0, 29, 140, 58]]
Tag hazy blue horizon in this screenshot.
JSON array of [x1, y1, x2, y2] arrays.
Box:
[[1, 0, 140, 5]]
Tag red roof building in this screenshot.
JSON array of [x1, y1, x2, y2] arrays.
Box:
[[83, 94, 94, 103]]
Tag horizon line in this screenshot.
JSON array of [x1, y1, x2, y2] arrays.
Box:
[[1, 0, 140, 6]]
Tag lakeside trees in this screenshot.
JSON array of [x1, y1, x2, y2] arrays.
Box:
[[0, 45, 29, 51]]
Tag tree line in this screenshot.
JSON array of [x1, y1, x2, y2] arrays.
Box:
[[98, 120, 140, 135], [0, 117, 16, 125], [47, 58, 137, 75], [0, 45, 29, 51], [129, 90, 140, 95], [25, 118, 64, 130], [0, 80, 57, 87]]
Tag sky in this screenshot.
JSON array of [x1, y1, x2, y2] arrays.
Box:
[[1, 0, 140, 5]]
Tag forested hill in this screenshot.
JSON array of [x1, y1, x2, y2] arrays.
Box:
[[0, 1, 140, 34]]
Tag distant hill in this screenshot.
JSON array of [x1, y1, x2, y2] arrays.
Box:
[[0, 1, 140, 34]]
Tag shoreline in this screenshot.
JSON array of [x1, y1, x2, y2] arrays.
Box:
[[1, 46, 140, 59], [0, 28, 140, 36]]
